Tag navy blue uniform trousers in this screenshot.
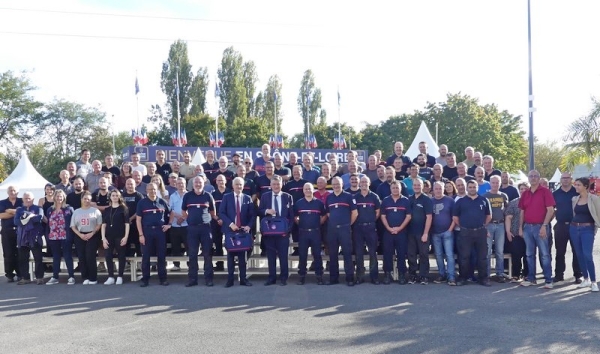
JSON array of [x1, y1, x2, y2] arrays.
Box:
[[141, 226, 167, 282], [327, 224, 354, 282], [353, 223, 379, 279], [187, 224, 214, 283], [298, 228, 323, 276], [383, 231, 408, 274]]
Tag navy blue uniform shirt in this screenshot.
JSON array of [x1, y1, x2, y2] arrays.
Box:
[[211, 170, 235, 189], [0, 197, 23, 228], [211, 188, 231, 213], [122, 191, 144, 219], [294, 198, 325, 229], [345, 188, 361, 197], [242, 177, 257, 197], [385, 154, 411, 172], [553, 186, 579, 223], [376, 181, 409, 200], [325, 191, 357, 226], [136, 197, 170, 227], [381, 195, 412, 227], [255, 174, 273, 197], [453, 195, 491, 229], [354, 191, 381, 224], [408, 193, 433, 235], [283, 178, 308, 202], [182, 190, 215, 225], [500, 185, 520, 202]]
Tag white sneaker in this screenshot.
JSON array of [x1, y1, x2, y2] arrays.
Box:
[[116, 277, 123, 285], [104, 277, 115, 285], [592, 282, 599, 292], [578, 279, 592, 288], [87, 280, 98, 285], [136, 275, 144, 281], [46, 277, 59, 285], [169, 265, 180, 271], [82, 279, 90, 285], [520, 280, 532, 287], [67, 277, 75, 285], [543, 282, 553, 289]]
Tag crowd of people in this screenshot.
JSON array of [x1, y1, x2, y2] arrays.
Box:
[[0, 142, 598, 292]]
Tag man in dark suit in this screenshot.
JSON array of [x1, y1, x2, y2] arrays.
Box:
[[259, 175, 294, 286], [219, 177, 256, 288]]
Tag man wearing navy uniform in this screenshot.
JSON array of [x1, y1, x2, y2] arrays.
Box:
[[219, 177, 256, 287], [259, 175, 294, 286], [181, 177, 216, 287], [0, 186, 23, 282], [345, 173, 361, 197], [453, 180, 492, 286], [283, 165, 308, 256], [376, 167, 408, 200], [353, 176, 382, 284], [295, 183, 327, 285], [211, 175, 230, 271], [380, 181, 412, 285], [407, 178, 433, 284], [136, 183, 171, 287], [325, 176, 358, 286], [255, 161, 276, 256]]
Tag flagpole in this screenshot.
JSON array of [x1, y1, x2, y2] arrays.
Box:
[[306, 92, 310, 149], [215, 78, 219, 148], [337, 86, 341, 150], [527, 0, 535, 170], [176, 65, 182, 147], [274, 93, 277, 147]]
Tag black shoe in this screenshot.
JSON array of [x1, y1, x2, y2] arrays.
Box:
[[291, 250, 299, 256], [214, 264, 225, 271], [160, 281, 170, 286], [316, 276, 324, 285], [371, 278, 380, 285], [205, 280, 214, 287], [398, 274, 408, 285], [480, 279, 491, 287], [347, 281, 354, 287], [264, 280, 276, 286], [6, 276, 15, 283], [140, 282, 149, 287], [552, 276, 564, 283], [260, 250, 266, 257], [151, 265, 157, 271], [279, 279, 287, 286], [185, 282, 198, 287], [574, 277, 583, 284], [297, 277, 306, 285], [325, 261, 330, 272], [383, 272, 391, 285], [308, 263, 316, 271], [326, 280, 339, 285], [240, 280, 253, 287], [225, 280, 234, 288]]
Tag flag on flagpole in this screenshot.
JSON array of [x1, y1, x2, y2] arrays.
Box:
[[218, 132, 224, 147], [278, 135, 284, 148], [333, 136, 338, 149], [181, 129, 187, 146], [135, 77, 140, 95]]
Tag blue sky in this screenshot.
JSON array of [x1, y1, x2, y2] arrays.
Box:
[[1, 0, 599, 147]]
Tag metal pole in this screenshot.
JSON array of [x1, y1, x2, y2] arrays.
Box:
[[176, 66, 181, 147], [306, 92, 310, 149], [435, 122, 438, 144], [338, 87, 341, 150], [274, 92, 277, 145], [215, 77, 219, 147], [527, 0, 535, 170]]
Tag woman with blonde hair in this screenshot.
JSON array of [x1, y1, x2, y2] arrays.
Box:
[[151, 175, 169, 202], [45, 190, 76, 285]]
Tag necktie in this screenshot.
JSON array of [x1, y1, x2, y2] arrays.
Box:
[[274, 194, 279, 217], [235, 195, 242, 227]]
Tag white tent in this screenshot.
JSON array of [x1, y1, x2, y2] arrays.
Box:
[[405, 121, 440, 160], [549, 168, 562, 183], [191, 147, 206, 165], [0, 150, 51, 200]]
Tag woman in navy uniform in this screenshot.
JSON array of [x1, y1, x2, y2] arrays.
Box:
[[136, 183, 171, 287], [219, 177, 256, 287], [294, 183, 327, 285], [259, 175, 294, 286]]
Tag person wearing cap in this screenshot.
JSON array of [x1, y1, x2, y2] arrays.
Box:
[[0, 186, 23, 282], [227, 153, 242, 173]]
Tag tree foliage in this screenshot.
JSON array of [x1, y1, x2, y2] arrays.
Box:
[[189, 67, 209, 116], [226, 116, 271, 148], [160, 40, 194, 119], [562, 97, 600, 169], [524, 140, 563, 179], [297, 70, 323, 138], [217, 47, 248, 125], [0, 71, 43, 146]]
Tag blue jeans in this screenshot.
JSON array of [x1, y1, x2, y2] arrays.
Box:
[[48, 238, 75, 279], [523, 223, 552, 283], [486, 223, 505, 276], [569, 225, 596, 282], [432, 230, 455, 280]]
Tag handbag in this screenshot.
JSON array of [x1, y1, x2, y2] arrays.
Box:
[[260, 216, 290, 237], [224, 231, 253, 252]]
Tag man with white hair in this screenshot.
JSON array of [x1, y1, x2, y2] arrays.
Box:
[[483, 175, 509, 282], [0, 186, 23, 282]]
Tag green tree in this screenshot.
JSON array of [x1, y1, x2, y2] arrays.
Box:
[[297, 70, 322, 138], [523, 140, 563, 179], [189, 67, 209, 116], [243, 61, 258, 118], [226, 116, 270, 148], [259, 75, 283, 133], [160, 40, 193, 119], [217, 47, 248, 125], [0, 71, 43, 145], [146, 104, 172, 146], [562, 97, 600, 170], [181, 113, 226, 147]]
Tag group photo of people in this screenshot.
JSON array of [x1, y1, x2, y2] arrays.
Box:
[[1, 141, 598, 293]]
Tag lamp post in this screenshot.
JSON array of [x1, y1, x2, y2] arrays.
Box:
[[527, 0, 535, 170]]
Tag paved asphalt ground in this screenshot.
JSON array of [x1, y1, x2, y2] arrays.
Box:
[[1, 242, 599, 353]]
